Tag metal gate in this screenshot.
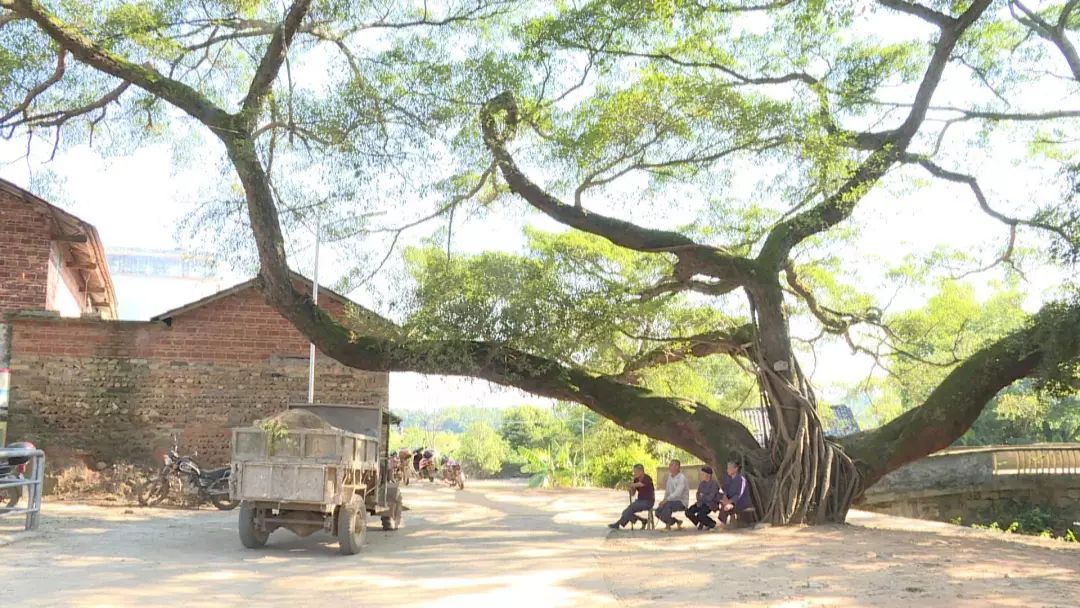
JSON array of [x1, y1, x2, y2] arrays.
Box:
[[0, 446, 45, 531]]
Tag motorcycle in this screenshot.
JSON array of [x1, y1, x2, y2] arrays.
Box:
[[137, 441, 238, 510], [1, 441, 35, 509], [418, 453, 437, 482], [442, 461, 465, 490]]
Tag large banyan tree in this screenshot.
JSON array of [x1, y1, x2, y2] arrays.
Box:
[[3, 0, 1079, 523]]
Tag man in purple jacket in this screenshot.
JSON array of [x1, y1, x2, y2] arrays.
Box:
[[718, 461, 751, 524]]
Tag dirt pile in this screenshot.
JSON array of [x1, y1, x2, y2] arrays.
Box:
[[257, 408, 337, 431], [44, 462, 149, 504]]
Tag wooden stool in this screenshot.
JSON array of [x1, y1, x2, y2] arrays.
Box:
[[641, 507, 655, 530], [731, 508, 758, 528]]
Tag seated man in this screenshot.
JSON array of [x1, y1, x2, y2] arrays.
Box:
[[656, 459, 689, 530], [609, 464, 654, 529], [718, 461, 752, 525], [685, 465, 721, 530]]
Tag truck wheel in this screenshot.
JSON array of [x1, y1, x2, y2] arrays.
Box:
[[337, 506, 366, 555], [238, 502, 269, 549]]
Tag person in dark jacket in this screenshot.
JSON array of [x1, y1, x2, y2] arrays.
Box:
[[685, 465, 722, 530], [609, 464, 655, 529], [718, 461, 752, 524]]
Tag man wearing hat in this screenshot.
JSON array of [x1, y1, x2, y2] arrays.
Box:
[[685, 465, 722, 530]]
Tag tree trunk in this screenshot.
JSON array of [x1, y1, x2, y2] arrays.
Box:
[[747, 284, 860, 524]]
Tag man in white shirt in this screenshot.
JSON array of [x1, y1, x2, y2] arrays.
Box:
[[656, 459, 689, 529]]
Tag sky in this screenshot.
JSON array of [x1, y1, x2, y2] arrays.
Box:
[[1, 3, 1075, 414]]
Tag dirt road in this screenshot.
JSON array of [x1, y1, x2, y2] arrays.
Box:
[[2, 481, 1077, 607]]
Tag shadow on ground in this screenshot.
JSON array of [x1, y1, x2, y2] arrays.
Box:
[[1, 481, 1077, 608]]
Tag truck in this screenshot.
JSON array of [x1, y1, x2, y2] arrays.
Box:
[[230, 403, 403, 555]]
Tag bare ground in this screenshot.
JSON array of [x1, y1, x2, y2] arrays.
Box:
[[1, 480, 1077, 607]]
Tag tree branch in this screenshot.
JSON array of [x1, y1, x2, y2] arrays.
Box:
[[0, 49, 65, 125], [4, 81, 131, 132], [241, 0, 312, 123], [869, 100, 1080, 123], [638, 276, 744, 301], [755, 0, 993, 271], [842, 299, 1080, 488], [781, 263, 885, 334], [877, 0, 955, 28], [615, 324, 757, 381], [2, 0, 233, 132], [479, 91, 758, 285], [1011, 0, 1080, 81], [552, 39, 818, 88], [904, 154, 1078, 257]]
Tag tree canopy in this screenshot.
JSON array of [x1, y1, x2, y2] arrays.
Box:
[[3, 0, 1080, 524]]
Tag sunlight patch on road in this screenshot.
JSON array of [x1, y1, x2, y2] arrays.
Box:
[[39, 554, 137, 567], [64, 526, 111, 535], [304, 567, 614, 607], [170, 569, 268, 583]]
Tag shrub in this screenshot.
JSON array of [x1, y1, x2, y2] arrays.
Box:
[[589, 444, 657, 489]]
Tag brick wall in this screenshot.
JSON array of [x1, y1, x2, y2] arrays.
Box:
[[0, 191, 51, 315], [7, 286, 389, 466]]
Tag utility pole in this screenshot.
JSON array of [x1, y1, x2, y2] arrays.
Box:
[[580, 410, 586, 484], [307, 205, 322, 405]]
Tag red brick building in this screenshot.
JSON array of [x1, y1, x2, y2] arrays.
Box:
[[0, 178, 117, 319], [0, 179, 388, 464]]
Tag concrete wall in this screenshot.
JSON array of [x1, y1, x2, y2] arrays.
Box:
[[655, 464, 706, 494], [7, 286, 388, 466], [859, 446, 1080, 533]]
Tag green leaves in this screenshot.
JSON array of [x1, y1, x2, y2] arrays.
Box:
[[887, 280, 1029, 408], [831, 41, 922, 109], [402, 227, 742, 380], [457, 422, 511, 475], [518, 443, 576, 488]]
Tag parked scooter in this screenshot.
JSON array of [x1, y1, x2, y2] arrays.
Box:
[[0, 441, 35, 509], [137, 440, 238, 510], [418, 449, 438, 482]]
